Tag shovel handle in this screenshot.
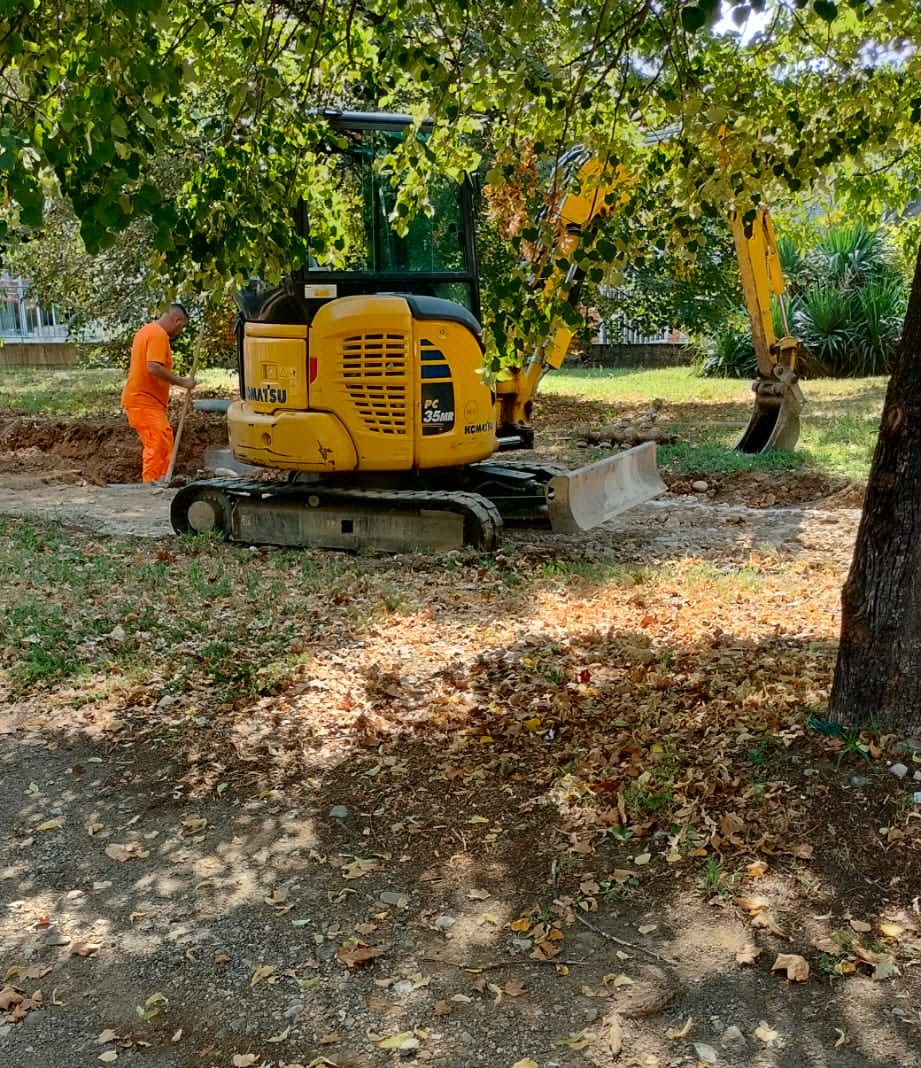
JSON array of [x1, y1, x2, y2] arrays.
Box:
[[165, 323, 206, 484]]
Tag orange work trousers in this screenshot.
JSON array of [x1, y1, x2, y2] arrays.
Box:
[[125, 403, 174, 483]]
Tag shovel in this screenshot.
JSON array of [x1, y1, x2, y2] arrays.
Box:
[[164, 323, 207, 485]]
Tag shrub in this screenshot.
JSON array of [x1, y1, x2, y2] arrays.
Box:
[[696, 314, 758, 379], [699, 221, 907, 379]]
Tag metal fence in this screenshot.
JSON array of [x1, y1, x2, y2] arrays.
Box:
[[0, 273, 68, 340], [596, 319, 688, 346]]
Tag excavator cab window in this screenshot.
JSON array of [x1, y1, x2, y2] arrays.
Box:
[[295, 111, 482, 321]]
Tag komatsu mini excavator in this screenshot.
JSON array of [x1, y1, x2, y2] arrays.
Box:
[[171, 111, 801, 551], [171, 111, 669, 551]]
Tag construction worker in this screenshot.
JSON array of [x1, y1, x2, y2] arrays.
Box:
[[121, 304, 196, 484]]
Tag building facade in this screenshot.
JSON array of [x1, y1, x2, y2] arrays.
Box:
[[0, 273, 77, 367]]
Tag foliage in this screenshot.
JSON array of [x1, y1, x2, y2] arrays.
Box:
[[791, 225, 907, 375], [699, 222, 908, 378], [3, 0, 921, 373], [695, 312, 759, 379]]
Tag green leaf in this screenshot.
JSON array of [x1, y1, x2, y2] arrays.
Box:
[[681, 5, 708, 32]]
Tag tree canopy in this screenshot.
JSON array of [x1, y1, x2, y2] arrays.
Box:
[[3, 0, 921, 348]]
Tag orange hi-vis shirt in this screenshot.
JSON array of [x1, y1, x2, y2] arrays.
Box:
[[121, 322, 173, 409]]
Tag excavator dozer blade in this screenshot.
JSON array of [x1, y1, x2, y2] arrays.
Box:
[[546, 441, 666, 533]]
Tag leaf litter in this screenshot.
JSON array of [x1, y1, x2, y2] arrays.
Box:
[[0, 422, 920, 1067]]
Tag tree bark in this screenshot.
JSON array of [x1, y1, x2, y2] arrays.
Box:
[[828, 244, 921, 733]]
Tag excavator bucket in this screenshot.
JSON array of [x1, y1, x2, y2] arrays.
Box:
[[545, 441, 666, 533], [736, 361, 805, 454]]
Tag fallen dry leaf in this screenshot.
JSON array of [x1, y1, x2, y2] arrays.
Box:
[[750, 908, 790, 940], [341, 857, 384, 880], [377, 1030, 420, 1051], [589, 1008, 623, 1059], [789, 842, 814, 859], [871, 955, 901, 981], [736, 943, 761, 966], [556, 1028, 591, 1050], [104, 842, 148, 862], [250, 964, 276, 987], [667, 1017, 694, 1040], [135, 992, 168, 1020], [771, 953, 810, 982], [879, 921, 905, 939], [71, 941, 101, 957], [754, 1021, 779, 1044], [0, 987, 24, 1011], [335, 941, 386, 969]]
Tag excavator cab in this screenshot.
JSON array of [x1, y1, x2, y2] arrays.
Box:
[[239, 111, 483, 326]]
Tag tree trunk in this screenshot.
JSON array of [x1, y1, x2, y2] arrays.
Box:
[[828, 244, 921, 733]]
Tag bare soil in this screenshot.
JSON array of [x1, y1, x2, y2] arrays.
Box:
[[2, 409, 920, 1068]]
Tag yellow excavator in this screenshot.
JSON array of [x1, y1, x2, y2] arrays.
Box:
[[171, 111, 801, 551], [171, 111, 668, 551]]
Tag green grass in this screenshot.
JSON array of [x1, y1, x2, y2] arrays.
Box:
[[0, 363, 887, 481], [540, 367, 887, 482], [0, 367, 238, 416], [0, 518, 338, 695]]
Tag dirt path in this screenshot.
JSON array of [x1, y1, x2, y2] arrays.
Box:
[[0, 473, 863, 571]]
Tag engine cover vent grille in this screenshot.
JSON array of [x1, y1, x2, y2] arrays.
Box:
[[341, 332, 410, 435]]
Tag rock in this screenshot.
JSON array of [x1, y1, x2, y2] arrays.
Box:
[[379, 890, 409, 907], [889, 763, 909, 779], [693, 1041, 718, 1064], [895, 737, 921, 756], [720, 1025, 748, 1052], [692, 480, 709, 493], [850, 775, 869, 788], [109, 624, 126, 642], [912, 792, 921, 805], [329, 805, 349, 820]]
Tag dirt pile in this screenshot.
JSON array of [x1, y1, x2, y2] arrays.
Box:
[[0, 409, 230, 488]]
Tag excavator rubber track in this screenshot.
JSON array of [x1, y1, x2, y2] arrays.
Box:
[[171, 477, 503, 553]]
